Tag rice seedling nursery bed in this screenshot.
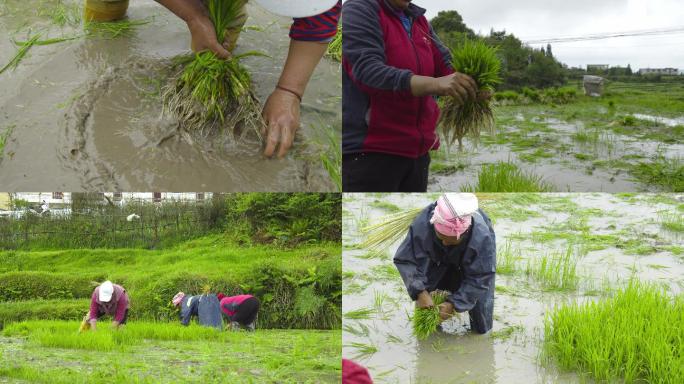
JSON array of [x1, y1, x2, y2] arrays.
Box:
[[429, 80, 684, 193], [342, 192, 683, 383], [0, 321, 340, 383]]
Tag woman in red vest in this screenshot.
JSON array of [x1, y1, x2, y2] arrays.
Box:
[[217, 293, 261, 331], [342, 0, 480, 192]]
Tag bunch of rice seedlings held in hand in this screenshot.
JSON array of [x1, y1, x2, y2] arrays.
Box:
[[325, 23, 342, 62], [413, 291, 449, 340], [164, 0, 264, 136], [440, 39, 502, 150]]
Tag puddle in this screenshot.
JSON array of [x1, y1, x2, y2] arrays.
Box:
[[342, 193, 684, 383], [429, 111, 681, 192], [0, 0, 340, 191]]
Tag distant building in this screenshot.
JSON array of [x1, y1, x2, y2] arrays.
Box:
[[8, 192, 213, 207], [587, 64, 609, 72], [638, 68, 679, 76]]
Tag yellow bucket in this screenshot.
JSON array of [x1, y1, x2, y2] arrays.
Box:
[[84, 0, 129, 22]]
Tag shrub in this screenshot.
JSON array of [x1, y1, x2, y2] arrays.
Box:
[[0, 299, 89, 328], [0, 272, 101, 301]]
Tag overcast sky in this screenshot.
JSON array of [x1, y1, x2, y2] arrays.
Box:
[[414, 0, 684, 69]]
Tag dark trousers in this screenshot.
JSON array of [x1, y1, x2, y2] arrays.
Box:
[[233, 297, 260, 325], [342, 152, 430, 192], [436, 265, 493, 334]]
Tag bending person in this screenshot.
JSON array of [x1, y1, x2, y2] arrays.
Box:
[[172, 291, 223, 330], [394, 193, 496, 334], [217, 293, 260, 331], [87, 280, 129, 331], [155, 0, 341, 158]]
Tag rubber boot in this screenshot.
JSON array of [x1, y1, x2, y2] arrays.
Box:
[[84, 0, 130, 22]]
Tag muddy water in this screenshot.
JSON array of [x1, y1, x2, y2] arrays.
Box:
[[342, 193, 684, 383], [429, 113, 681, 192], [0, 0, 340, 191]]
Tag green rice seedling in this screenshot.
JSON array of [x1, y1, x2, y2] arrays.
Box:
[[342, 322, 369, 337], [41, 0, 82, 27], [660, 212, 684, 232], [544, 280, 684, 383], [320, 125, 342, 191], [462, 161, 554, 192], [346, 342, 378, 360], [412, 291, 448, 340], [325, 23, 342, 62], [343, 307, 375, 320], [525, 245, 579, 292], [440, 39, 502, 150], [359, 208, 423, 252], [369, 200, 401, 213], [0, 33, 41, 75], [0, 125, 14, 160], [496, 241, 520, 275], [163, 0, 265, 135], [490, 324, 523, 341]]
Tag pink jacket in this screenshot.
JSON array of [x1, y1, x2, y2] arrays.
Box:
[[219, 295, 253, 317], [89, 284, 129, 323]]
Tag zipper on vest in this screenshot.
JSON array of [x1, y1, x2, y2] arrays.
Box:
[[408, 25, 425, 157]]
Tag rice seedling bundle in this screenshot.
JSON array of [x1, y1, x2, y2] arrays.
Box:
[[358, 208, 422, 252], [163, 0, 264, 135], [325, 23, 342, 62], [413, 291, 448, 340], [440, 39, 501, 149]]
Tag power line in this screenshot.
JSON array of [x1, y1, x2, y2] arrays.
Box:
[[523, 26, 684, 44]]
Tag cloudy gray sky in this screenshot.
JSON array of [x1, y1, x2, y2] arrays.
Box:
[[416, 0, 684, 70]]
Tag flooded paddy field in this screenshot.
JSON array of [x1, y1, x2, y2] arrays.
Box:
[[0, 0, 340, 191], [430, 82, 684, 193], [342, 193, 683, 383]]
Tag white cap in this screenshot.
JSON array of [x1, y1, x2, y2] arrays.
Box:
[[442, 193, 479, 216], [99, 281, 114, 302], [253, 0, 338, 18]]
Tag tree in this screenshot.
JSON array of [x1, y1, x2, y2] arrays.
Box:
[[626, 64, 633, 76], [546, 44, 553, 57], [430, 10, 474, 38]]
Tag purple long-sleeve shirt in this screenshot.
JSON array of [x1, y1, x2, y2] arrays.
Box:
[[89, 284, 129, 323]]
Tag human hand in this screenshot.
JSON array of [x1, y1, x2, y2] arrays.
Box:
[[432, 73, 478, 105], [262, 88, 301, 158], [416, 290, 434, 309], [438, 301, 455, 322], [187, 16, 230, 59]]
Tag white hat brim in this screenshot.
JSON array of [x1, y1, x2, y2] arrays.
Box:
[[253, 0, 338, 18]]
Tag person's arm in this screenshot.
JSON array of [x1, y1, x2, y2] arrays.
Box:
[[393, 214, 433, 304], [88, 290, 99, 330], [222, 303, 235, 321], [262, 1, 341, 158], [154, 0, 230, 58], [113, 292, 129, 328]]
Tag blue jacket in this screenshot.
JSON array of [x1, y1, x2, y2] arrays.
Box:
[[393, 203, 496, 313]]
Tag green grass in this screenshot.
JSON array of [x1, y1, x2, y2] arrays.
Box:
[[0, 321, 340, 383], [0, 236, 341, 329], [631, 155, 684, 192], [319, 124, 342, 191], [0, 32, 41, 75], [544, 280, 684, 383], [660, 212, 684, 232], [369, 200, 401, 213], [462, 162, 554, 192], [412, 291, 448, 340]]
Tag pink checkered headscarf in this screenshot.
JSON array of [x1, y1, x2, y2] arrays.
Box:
[[430, 194, 475, 239], [172, 292, 185, 307]]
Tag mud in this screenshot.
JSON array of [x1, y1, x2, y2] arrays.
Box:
[[0, 0, 340, 191], [342, 193, 684, 383], [429, 113, 681, 193]]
